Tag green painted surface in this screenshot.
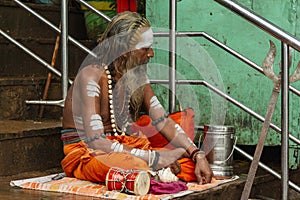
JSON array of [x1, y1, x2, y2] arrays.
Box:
[[146, 0, 300, 168]]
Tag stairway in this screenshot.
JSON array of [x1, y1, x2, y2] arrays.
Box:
[[0, 0, 95, 175], [0, 0, 96, 120]]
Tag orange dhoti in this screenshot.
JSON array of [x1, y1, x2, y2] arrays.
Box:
[[61, 108, 197, 183]]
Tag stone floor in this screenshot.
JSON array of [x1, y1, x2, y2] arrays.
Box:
[[1, 160, 300, 200]]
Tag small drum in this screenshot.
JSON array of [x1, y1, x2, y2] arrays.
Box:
[[124, 170, 150, 196], [105, 167, 126, 192], [105, 167, 150, 196]]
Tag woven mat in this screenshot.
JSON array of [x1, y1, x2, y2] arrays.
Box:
[[10, 173, 239, 200]]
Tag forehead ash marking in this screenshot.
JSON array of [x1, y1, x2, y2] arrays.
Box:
[[135, 28, 153, 50]]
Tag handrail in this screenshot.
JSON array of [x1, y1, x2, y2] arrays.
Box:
[[234, 146, 300, 192], [214, 0, 300, 198], [152, 78, 300, 193], [0, 30, 69, 107], [154, 31, 300, 97], [13, 0, 97, 58], [215, 0, 300, 52], [150, 79, 300, 146], [0, 29, 72, 84], [75, 0, 111, 22], [11, 0, 97, 106]]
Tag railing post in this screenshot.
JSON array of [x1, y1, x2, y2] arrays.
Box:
[[61, 0, 68, 100], [169, 0, 177, 113], [281, 42, 289, 200]]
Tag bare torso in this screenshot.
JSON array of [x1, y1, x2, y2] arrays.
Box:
[[62, 65, 112, 132]]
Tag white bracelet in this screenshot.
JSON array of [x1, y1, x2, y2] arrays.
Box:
[[130, 148, 146, 157], [111, 142, 117, 150], [131, 148, 137, 155], [148, 150, 152, 167], [110, 142, 123, 152], [149, 150, 156, 167]]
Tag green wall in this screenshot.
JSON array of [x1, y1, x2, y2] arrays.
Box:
[[146, 0, 300, 168]]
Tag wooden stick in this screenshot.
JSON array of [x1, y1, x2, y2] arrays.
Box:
[[240, 86, 279, 200], [39, 24, 61, 118]]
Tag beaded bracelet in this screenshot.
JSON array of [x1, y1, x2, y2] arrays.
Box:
[[152, 113, 169, 126], [84, 134, 101, 143], [189, 148, 200, 160], [192, 151, 206, 162]]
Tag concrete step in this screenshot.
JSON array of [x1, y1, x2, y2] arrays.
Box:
[[0, 0, 98, 119], [0, 76, 63, 120], [0, 0, 87, 40], [0, 120, 63, 176], [0, 37, 96, 77], [0, 0, 97, 77]]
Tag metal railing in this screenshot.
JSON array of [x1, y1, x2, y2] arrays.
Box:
[[1, 0, 299, 198], [214, 0, 300, 199], [12, 0, 96, 106], [150, 79, 300, 193], [154, 31, 300, 97]]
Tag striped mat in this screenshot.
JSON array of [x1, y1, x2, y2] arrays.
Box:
[[10, 173, 239, 200]]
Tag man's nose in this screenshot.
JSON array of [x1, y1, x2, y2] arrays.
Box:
[[147, 48, 154, 58]]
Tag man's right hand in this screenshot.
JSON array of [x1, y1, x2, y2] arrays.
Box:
[[194, 153, 213, 184]]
